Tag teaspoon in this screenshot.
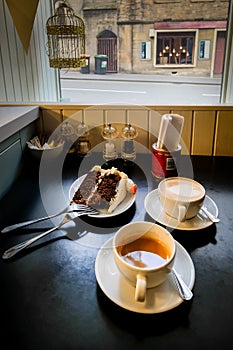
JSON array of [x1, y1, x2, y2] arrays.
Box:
[[171, 268, 193, 301], [200, 206, 220, 223]]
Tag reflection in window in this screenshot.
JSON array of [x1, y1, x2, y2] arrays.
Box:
[[156, 32, 195, 65]]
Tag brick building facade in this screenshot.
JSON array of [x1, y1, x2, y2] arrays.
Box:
[[66, 0, 229, 76]]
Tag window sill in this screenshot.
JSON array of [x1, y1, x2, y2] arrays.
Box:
[[155, 64, 196, 68], [0, 106, 39, 143]]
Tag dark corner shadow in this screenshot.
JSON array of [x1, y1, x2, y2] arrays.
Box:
[[96, 284, 193, 337], [144, 211, 217, 253]]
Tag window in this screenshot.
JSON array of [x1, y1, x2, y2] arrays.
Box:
[[199, 40, 210, 59], [156, 31, 196, 65], [141, 41, 151, 60]]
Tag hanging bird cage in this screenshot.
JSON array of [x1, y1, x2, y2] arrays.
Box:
[[46, 2, 86, 69]]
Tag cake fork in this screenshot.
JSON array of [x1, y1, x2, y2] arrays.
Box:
[[2, 208, 97, 260], [1, 204, 98, 233]]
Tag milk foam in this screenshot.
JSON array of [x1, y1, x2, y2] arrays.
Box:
[[164, 179, 204, 200]]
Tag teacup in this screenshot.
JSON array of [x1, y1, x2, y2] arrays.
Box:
[[158, 177, 205, 222], [113, 221, 176, 302]]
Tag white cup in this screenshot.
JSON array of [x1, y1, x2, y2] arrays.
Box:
[[113, 221, 176, 302], [158, 177, 205, 222]]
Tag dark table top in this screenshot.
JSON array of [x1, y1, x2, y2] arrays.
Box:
[[0, 153, 232, 350]]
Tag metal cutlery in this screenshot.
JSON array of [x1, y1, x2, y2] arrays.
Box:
[[2, 207, 98, 259], [171, 268, 193, 301], [1, 204, 98, 233], [200, 206, 220, 223]]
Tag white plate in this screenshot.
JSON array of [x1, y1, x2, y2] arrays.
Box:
[[69, 174, 136, 218], [144, 189, 218, 231], [95, 237, 195, 314]]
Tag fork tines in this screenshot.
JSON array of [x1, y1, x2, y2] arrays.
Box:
[[70, 203, 99, 215]]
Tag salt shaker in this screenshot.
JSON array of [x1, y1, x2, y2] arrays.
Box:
[[102, 123, 118, 161]]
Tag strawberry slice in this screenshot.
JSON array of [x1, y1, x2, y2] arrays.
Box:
[[130, 184, 137, 194]]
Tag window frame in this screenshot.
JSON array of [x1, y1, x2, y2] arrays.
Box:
[[221, 0, 233, 103], [153, 29, 198, 68]]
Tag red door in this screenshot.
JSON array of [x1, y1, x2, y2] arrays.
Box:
[[214, 31, 226, 75], [97, 30, 117, 73]]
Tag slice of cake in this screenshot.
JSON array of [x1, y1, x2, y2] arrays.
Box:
[[71, 165, 137, 213]]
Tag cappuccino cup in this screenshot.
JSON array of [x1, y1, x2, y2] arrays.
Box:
[[113, 221, 176, 302], [158, 177, 205, 222]]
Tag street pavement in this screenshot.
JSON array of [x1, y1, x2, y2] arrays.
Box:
[[60, 69, 221, 86], [59, 70, 222, 104]]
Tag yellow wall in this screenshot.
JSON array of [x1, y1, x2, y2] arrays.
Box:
[[36, 104, 233, 156]]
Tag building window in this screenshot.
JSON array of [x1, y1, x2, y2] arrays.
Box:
[[199, 40, 210, 59], [141, 41, 151, 59], [156, 31, 196, 65]]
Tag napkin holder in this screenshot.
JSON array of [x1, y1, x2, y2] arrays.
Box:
[[152, 143, 181, 179]]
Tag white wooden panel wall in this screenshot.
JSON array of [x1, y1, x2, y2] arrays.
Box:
[[0, 1, 60, 102]]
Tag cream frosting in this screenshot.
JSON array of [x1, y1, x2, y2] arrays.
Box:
[[91, 165, 134, 213]]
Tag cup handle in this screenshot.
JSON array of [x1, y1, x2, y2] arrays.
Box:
[[135, 274, 147, 302], [178, 205, 187, 222]]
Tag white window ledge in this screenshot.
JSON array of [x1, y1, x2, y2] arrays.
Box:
[[0, 106, 39, 143]]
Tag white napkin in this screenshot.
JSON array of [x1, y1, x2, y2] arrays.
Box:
[[157, 114, 184, 151], [26, 136, 63, 150]]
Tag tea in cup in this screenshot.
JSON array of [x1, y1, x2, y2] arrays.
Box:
[[113, 221, 176, 302], [158, 177, 205, 222]]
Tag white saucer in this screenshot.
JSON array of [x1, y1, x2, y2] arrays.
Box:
[[69, 174, 136, 218], [144, 189, 218, 231], [95, 237, 195, 314]]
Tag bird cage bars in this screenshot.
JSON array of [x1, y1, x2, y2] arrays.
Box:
[[46, 2, 86, 69]]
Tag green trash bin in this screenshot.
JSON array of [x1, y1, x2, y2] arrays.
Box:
[[80, 54, 90, 74], [94, 54, 108, 74]]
